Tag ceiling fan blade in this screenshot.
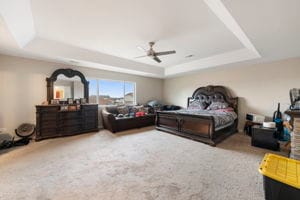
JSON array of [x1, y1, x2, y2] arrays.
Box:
[[155, 50, 176, 56], [136, 46, 147, 52], [153, 56, 161, 63], [134, 55, 148, 59]]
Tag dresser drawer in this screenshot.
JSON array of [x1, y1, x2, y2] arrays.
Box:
[[40, 113, 58, 121], [58, 125, 82, 135], [38, 128, 58, 137], [59, 111, 81, 120], [84, 117, 97, 124], [83, 110, 97, 117], [59, 119, 82, 126], [39, 120, 57, 129], [83, 122, 98, 130], [37, 106, 60, 112]]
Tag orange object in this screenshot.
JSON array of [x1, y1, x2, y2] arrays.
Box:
[[56, 90, 60, 98]]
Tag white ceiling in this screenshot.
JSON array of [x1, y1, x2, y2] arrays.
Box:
[[31, 0, 243, 67], [0, 0, 299, 78], [222, 0, 300, 60]]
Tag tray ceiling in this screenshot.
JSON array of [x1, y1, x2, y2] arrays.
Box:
[[0, 0, 299, 78]]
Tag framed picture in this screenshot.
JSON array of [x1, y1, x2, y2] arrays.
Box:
[[80, 98, 86, 104], [60, 105, 68, 111], [67, 98, 74, 104], [59, 100, 68, 105], [50, 99, 60, 105], [75, 99, 80, 104]]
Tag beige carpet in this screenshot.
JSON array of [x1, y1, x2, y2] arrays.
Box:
[[0, 127, 286, 200]]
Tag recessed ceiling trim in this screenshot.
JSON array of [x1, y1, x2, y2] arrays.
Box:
[[204, 0, 260, 57], [165, 48, 258, 76]]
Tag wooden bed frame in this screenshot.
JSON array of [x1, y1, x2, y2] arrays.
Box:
[[156, 85, 238, 146]]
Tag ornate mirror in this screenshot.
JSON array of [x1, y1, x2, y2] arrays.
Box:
[[46, 69, 89, 103]]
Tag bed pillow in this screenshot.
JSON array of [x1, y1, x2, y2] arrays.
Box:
[[130, 105, 152, 114], [188, 99, 207, 110], [206, 101, 229, 110]]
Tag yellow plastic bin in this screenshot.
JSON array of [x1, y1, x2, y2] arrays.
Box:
[[259, 153, 300, 200]]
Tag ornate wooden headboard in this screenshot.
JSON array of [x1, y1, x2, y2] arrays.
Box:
[[187, 85, 238, 113]]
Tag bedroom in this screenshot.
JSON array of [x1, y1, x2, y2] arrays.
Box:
[[0, 0, 300, 199]]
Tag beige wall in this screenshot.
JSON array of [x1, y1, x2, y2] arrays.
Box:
[[0, 54, 163, 134], [163, 58, 300, 131], [1, 53, 299, 135]]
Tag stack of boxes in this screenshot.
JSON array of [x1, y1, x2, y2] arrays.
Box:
[[290, 118, 300, 160]]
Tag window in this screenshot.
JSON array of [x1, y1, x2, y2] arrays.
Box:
[[88, 79, 136, 105], [89, 79, 98, 104], [124, 82, 135, 105]]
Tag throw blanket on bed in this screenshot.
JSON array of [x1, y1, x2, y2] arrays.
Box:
[[164, 109, 237, 130]]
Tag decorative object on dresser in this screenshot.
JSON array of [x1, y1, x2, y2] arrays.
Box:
[[35, 68, 98, 141], [67, 98, 74, 104], [80, 98, 87, 104], [156, 85, 238, 146]]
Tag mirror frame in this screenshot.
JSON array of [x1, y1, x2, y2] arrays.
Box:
[[46, 68, 89, 103]]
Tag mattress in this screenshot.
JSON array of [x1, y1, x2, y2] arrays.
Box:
[[162, 109, 237, 130]]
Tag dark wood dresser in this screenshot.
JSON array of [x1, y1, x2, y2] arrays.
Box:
[[36, 104, 99, 141]]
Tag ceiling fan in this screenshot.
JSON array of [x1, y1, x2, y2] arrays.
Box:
[[135, 42, 176, 63]]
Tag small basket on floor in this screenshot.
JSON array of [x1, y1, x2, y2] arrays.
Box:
[[259, 153, 300, 200], [15, 123, 35, 138]]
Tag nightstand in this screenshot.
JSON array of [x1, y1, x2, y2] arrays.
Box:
[[251, 125, 279, 151], [244, 120, 262, 136]]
